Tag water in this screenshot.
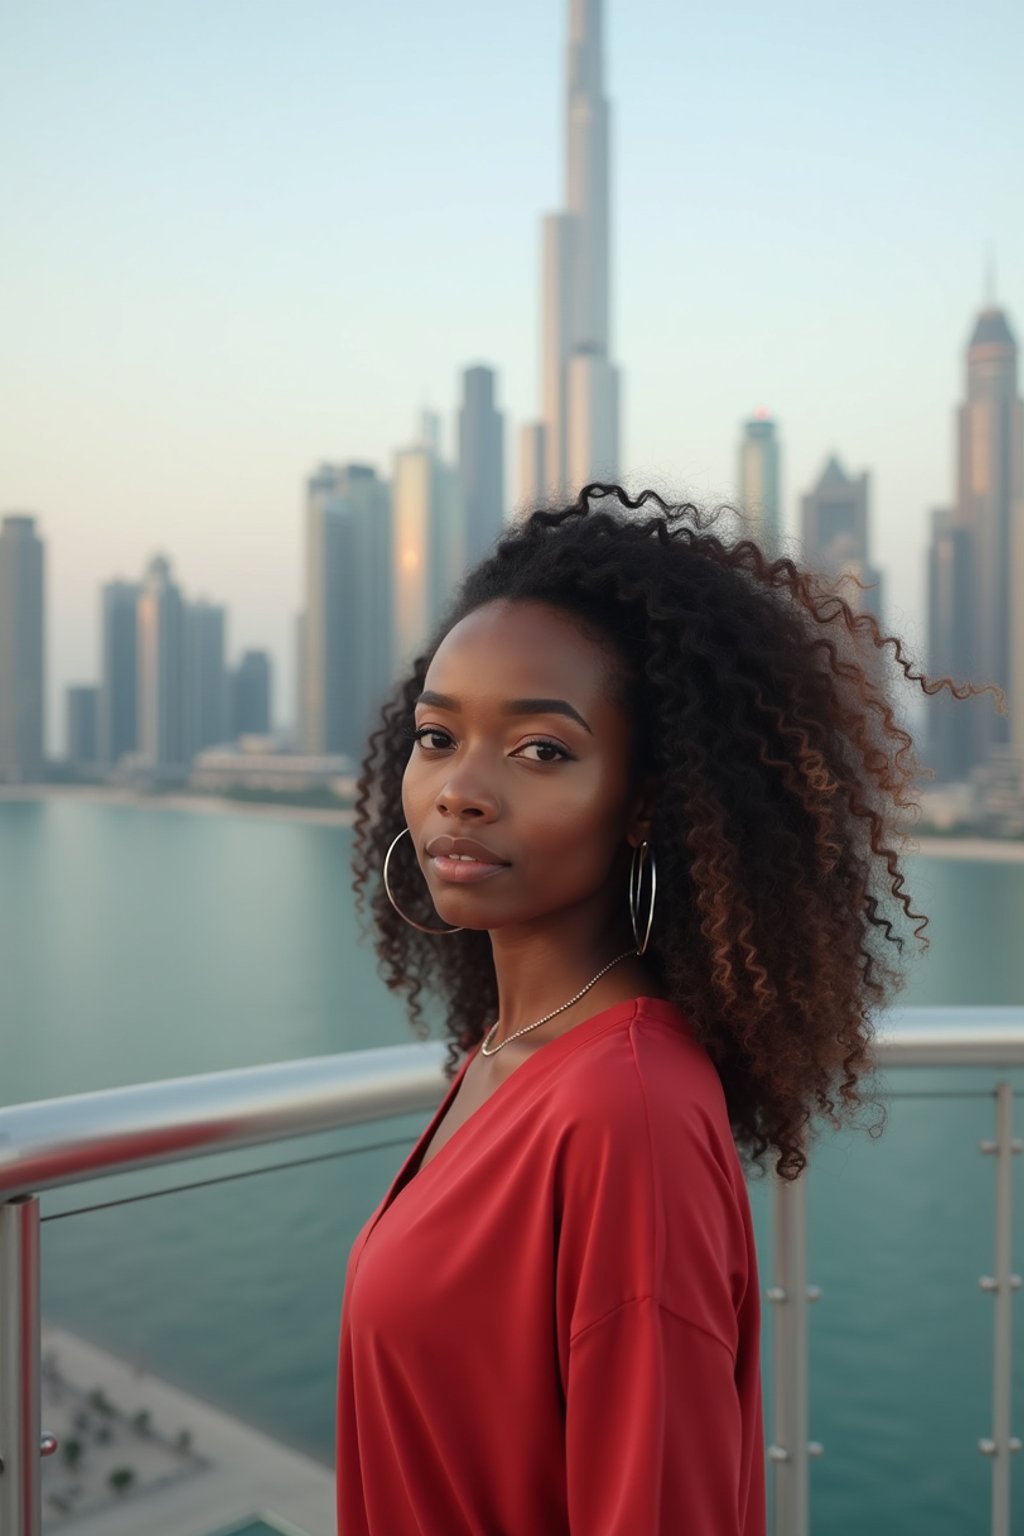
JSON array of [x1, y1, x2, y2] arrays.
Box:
[[3, 797, 1024, 1532]]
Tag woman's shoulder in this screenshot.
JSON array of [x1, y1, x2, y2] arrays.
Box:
[[564, 994, 720, 1087], [549, 997, 731, 1147]]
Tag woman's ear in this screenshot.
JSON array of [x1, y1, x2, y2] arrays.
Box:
[[626, 775, 659, 847]]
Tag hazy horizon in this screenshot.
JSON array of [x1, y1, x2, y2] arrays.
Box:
[[1, 0, 1021, 753]]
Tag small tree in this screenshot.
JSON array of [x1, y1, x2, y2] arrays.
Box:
[[108, 1467, 136, 1495], [174, 1427, 192, 1455], [61, 1437, 82, 1470], [131, 1408, 152, 1436]]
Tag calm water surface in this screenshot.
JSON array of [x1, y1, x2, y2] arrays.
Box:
[[3, 797, 1023, 1533]]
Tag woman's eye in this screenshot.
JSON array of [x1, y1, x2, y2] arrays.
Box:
[[515, 739, 571, 763], [411, 726, 452, 750]]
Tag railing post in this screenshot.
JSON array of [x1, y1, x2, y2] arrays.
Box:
[[766, 1166, 821, 1536], [978, 1081, 1022, 1536], [0, 1196, 42, 1536]]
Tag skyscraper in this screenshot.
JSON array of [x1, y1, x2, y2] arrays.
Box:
[[301, 462, 393, 760], [0, 513, 45, 783], [926, 507, 974, 782], [457, 365, 505, 567], [98, 579, 140, 770], [517, 424, 547, 518], [184, 599, 229, 759], [392, 438, 461, 668], [953, 305, 1023, 769], [66, 685, 98, 769], [800, 455, 884, 622], [136, 554, 187, 776], [737, 411, 782, 551], [294, 610, 307, 749], [231, 650, 272, 738], [521, 0, 620, 502]]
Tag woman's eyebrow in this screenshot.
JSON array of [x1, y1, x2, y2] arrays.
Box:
[[414, 690, 592, 735]]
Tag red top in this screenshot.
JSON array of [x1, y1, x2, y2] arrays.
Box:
[[336, 995, 766, 1535]]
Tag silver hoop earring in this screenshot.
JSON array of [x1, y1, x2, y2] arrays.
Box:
[[628, 840, 657, 955], [382, 826, 464, 935]]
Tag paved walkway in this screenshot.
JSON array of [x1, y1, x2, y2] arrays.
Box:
[[40, 1325, 334, 1536]]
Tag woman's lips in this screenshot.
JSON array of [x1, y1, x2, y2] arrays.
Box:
[[429, 854, 509, 884]]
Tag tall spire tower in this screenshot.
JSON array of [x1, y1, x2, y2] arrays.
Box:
[[520, 0, 620, 505]]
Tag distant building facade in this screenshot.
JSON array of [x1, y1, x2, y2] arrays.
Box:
[[231, 649, 272, 738], [800, 455, 884, 622], [737, 411, 781, 552], [184, 600, 229, 759], [925, 508, 974, 782], [955, 307, 1023, 770], [98, 580, 140, 770], [66, 685, 98, 769], [925, 304, 1024, 786], [190, 737, 354, 797], [457, 365, 505, 567], [517, 422, 548, 514], [301, 462, 393, 760], [392, 437, 461, 668], [136, 554, 187, 776], [0, 513, 45, 783], [522, 0, 620, 500]]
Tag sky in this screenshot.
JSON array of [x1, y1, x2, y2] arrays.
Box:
[[1, 0, 1021, 753]]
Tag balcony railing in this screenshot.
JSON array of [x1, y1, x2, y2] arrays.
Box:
[[1, 1007, 1023, 1536]]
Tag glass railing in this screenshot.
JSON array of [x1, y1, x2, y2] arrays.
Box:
[[2, 1012, 1023, 1536], [35, 1131, 423, 1534]]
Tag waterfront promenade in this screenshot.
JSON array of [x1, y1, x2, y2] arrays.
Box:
[[40, 1324, 333, 1536]]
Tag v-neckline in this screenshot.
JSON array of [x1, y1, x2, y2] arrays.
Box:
[[366, 994, 680, 1234]]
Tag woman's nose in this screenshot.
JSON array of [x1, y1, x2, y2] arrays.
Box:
[[435, 763, 499, 819]]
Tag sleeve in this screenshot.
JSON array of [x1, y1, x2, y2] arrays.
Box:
[[565, 1294, 746, 1535]]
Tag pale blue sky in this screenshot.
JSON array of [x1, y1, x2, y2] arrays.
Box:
[[1, 0, 1021, 748]]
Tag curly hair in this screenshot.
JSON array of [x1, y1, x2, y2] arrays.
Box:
[[351, 483, 1002, 1181]]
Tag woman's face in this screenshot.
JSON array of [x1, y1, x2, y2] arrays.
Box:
[[402, 598, 649, 937]]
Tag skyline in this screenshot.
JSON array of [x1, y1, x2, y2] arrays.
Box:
[[1, 0, 1021, 751]]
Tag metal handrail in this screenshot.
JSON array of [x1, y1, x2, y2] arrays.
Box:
[[2, 1010, 1023, 1202], [2, 1009, 1024, 1536], [0, 1041, 451, 1203]]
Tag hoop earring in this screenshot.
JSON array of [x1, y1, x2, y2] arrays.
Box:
[[382, 826, 464, 935], [629, 840, 657, 955]]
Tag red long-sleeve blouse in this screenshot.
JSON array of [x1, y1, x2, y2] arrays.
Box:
[[336, 994, 766, 1535]]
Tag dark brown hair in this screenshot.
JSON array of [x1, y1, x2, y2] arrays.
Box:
[[352, 484, 1001, 1180]]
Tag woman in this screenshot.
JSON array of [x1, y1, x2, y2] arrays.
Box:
[[337, 484, 990, 1535]]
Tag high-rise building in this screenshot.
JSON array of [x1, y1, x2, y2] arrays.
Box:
[[98, 580, 140, 770], [523, 0, 620, 501], [66, 685, 98, 769], [392, 440, 461, 668], [800, 455, 884, 622], [231, 650, 272, 738], [517, 423, 548, 513], [301, 462, 393, 759], [184, 599, 229, 759], [952, 305, 1024, 770], [457, 365, 505, 567], [0, 513, 45, 783], [136, 554, 187, 775], [294, 610, 307, 750], [925, 507, 974, 782], [737, 411, 782, 551]]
